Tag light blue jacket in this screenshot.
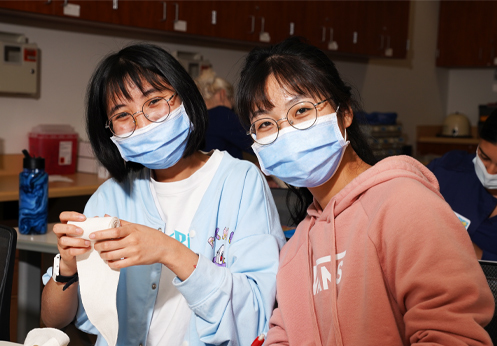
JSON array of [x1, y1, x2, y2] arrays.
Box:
[[44, 153, 286, 346]]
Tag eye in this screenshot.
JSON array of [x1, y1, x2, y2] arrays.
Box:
[[294, 107, 313, 117], [256, 120, 275, 132], [112, 112, 131, 122], [146, 97, 163, 107]]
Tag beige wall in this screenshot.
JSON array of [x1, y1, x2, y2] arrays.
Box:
[[0, 0, 494, 155]]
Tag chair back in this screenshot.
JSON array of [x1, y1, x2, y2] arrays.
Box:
[[0, 225, 17, 341], [480, 260, 497, 344]]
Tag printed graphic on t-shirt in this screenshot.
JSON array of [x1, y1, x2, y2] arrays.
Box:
[[313, 251, 346, 295], [169, 230, 190, 249], [454, 211, 471, 230]]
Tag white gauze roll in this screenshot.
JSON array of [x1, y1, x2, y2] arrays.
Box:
[[68, 216, 121, 346]]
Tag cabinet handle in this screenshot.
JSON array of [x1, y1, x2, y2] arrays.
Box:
[[112, 0, 118, 10], [289, 22, 295, 36], [259, 17, 265, 34], [161, 2, 167, 22], [62, 0, 68, 7], [321, 26, 326, 42], [174, 2, 179, 22], [248, 15, 255, 34], [211, 10, 217, 25]]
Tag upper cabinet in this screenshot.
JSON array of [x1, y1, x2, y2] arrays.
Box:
[[0, 0, 410, 59], [302, 1, 409, 59], [437, 1, 496, 67]]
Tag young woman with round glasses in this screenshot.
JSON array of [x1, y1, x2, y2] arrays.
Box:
[[236, 37, 493, 345], [40, 43, 286, 346]]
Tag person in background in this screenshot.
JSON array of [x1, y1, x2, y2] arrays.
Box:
[[195, 67, 254, 160], [40, 43, 286, 346], [428, 110, 497, 260], [236, 37, 494, 345]]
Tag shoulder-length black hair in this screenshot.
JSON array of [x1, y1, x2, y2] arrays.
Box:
[[236, 37, 376, 225], [86, 43, 207, 182], [480, 109, 497, 144]]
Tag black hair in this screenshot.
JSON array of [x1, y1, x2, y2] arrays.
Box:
[[480, 109, 497, 144], [86, 43, 207, 182], [236, 37, 376, 225]]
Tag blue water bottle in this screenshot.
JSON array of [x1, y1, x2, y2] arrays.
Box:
[[19, 149, 48, 235]]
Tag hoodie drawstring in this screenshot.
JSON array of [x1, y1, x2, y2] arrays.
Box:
[[329, 200, 344, 346]]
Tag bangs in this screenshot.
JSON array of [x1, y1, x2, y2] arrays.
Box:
[[104, 61, 173, 109], [242, 56, 332, 122]]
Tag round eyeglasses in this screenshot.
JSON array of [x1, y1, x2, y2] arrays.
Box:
[[248, 98, 334, 145], [105, 92, 177, 138]]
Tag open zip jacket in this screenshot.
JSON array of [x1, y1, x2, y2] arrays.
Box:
[[265, 155, 493, 346], [43, 152, 286, 346]]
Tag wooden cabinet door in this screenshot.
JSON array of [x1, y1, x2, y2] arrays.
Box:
[[436, 0, 489, 67], [361, 0, 409, 59], [0, 0, 55, 15], [303, 1, 337, 51]]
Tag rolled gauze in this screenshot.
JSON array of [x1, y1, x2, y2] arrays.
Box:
[[68, 216, 121, 346]]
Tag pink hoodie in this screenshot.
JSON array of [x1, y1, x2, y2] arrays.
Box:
[[265, 156, 494, 346]]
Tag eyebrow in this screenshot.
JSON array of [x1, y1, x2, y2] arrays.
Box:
[[479, 147, 490, 159], [108, 88, 159, 115]]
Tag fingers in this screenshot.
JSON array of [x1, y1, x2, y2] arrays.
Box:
[[59, 211, 86, 223], [90, 227, 126, 241], [53, 223, 84, 237]]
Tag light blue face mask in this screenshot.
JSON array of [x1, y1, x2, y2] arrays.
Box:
[[252, 112, 349, 188], [110, 103, 191, 170]]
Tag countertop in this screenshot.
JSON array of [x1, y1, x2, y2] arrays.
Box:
[[0, 172, 107, 202]]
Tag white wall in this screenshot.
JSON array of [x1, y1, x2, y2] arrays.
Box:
[[1, 0, 495, 155], [446, 69, 497, 124]]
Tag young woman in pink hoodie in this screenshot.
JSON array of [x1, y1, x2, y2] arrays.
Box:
[[236, 37, 494, 346]]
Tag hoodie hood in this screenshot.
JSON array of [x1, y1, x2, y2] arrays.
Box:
[[308, 155, 442, 220]]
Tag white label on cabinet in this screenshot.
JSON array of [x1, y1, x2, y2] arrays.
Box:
[[174, 20, 187, 32], [385, 48, 393, 57], [328, 41, 338, 51], [59, 141, 72, 166], [259, 32, 271, 43], [63, 3, 80, 17]]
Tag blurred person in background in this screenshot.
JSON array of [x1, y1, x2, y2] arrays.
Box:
[[195, 67, 254, 160], [428, 110, 497, 260]]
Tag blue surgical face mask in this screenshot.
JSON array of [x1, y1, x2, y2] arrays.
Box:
[[252, 111, 349, 188], [110, 103, 191, 170], [473, 149, 497, 189]]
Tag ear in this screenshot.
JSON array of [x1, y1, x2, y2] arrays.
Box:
[[217, 89, 227, 103], [342, 105, 354, 129]]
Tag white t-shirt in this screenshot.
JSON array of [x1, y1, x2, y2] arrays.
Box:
[[146, 150, 224, 346]]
